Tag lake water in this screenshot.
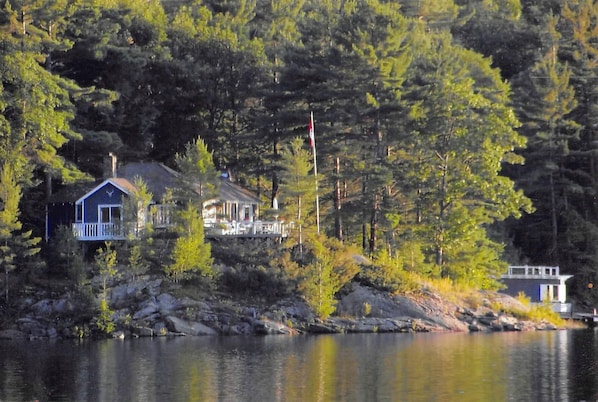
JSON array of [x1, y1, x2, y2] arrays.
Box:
[[0, 329, 597, 401]]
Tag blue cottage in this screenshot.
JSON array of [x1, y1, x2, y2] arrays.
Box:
[[46, 177, 137, 241], [46, 158, 288, 242]]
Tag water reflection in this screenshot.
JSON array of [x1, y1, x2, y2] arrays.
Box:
[[2, 330, 598, 401], [569, 329, 598, 401]]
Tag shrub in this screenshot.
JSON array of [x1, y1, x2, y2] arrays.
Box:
[[95, 299, 115, 335]]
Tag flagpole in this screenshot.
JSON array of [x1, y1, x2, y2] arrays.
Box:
[[310, 111, 320, 234]]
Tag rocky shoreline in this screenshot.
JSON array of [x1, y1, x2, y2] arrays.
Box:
[[0, 276, 566, 341]]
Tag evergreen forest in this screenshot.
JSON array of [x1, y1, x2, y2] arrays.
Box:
[[3, 0, 598, 309]]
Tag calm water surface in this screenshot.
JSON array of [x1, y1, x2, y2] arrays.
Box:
[[1, 329, 597, 401]]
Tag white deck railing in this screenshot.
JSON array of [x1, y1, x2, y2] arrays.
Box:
[[551, 302, 572, 314], [72, 223, 127, 241], [204, 220, 291, 237], [73, 220, 291, 240], [505, 265, 560, 277]]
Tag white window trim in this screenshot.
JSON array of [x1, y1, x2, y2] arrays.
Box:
[[98, 204, 123, 224]]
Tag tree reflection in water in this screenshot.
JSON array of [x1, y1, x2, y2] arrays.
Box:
[[0, 331, 593, 401]]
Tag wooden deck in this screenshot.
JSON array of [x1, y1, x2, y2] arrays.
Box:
[[572, 312, 598, 327]]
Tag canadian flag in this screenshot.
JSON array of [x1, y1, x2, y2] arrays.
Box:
[[308, 112, 315, 149]]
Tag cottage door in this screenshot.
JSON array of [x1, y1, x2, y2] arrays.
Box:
[[99, 205, 122, 237]]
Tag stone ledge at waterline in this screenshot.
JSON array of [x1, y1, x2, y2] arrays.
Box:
[[0, 281, 561, 341]]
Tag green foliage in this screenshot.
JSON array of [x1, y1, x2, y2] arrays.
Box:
[[93, 242, 118, 335], [294, 235, 360, 319], [279, 137, 316, 258], [212, 240, 294, 299], [396, 240, 436, 276], [95, 298, 115, 335], [398, 32, 531, 283], [9, 0, 598, 304], [0, 163, 40, 303], [501, 292, 565, 326], [515, 291, 531, 306], [0, 30, 86, 185], [509, 23, 579, 261], [279, 137, 316, 225], [47, 225, 85, 283], [360, 248, 423, 294], [218, 264, 292, 301], [0, 163, 21, 238], [269, 249, 302, 286], [174, 137, 220, 208], [120, 176, 154, 279], [123, 176, 154, 238], [166, 204, 213, 282], [127, 241, 150, 280], [298, 257, 337, 320], [0, 164, 22, 301], [95, 242, 118, 297], [363, 302, 372, 317], [73, 324, 91, 339], [421, 276, 486, 306]]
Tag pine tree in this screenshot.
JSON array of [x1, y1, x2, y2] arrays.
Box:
[[166, 204, 213, 282], [95, 242, 118, 298], [0, 163, 39, 303], [296, 234, 359, 319], [0, 1, 90, 186], [299, 255, 337, 320], [399, 31, 531, 284], [123, 176, 154, 238], [94, 242, 117, 334], [128, 242, 149, 280], [510, 33, 579, 262], [157, 1, 268, 172], [174, 137, 220, 209], [47, 225, 84, 283], [278, 137, 316, 259]]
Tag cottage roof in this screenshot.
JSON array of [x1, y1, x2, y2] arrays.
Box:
[[47, 177, 137, 204], [110, 177, 138, 194], [122, 162, 262, 204], [217, 178, 263, 204], [75, 178, 137, 204], [119, 162, 180, 201], [48, 161, 263, 205]]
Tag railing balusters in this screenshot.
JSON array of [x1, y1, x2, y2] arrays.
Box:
[[73, 220, 290, 240]]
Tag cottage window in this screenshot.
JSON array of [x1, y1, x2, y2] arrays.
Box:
[[75, 204, 83, 222], [99, 205, 122, 223], [152, 204, 173, 228]]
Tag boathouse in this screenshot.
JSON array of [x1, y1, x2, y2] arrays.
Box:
[[500, 265, 573, 314]]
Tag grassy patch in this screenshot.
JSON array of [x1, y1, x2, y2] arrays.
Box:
[[416, 279, 568, 326], [420, 277, 482, 308], [497, 293, 566, 326]]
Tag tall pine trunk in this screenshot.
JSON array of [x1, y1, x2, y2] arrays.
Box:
[[334, 158, 343, 241]]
